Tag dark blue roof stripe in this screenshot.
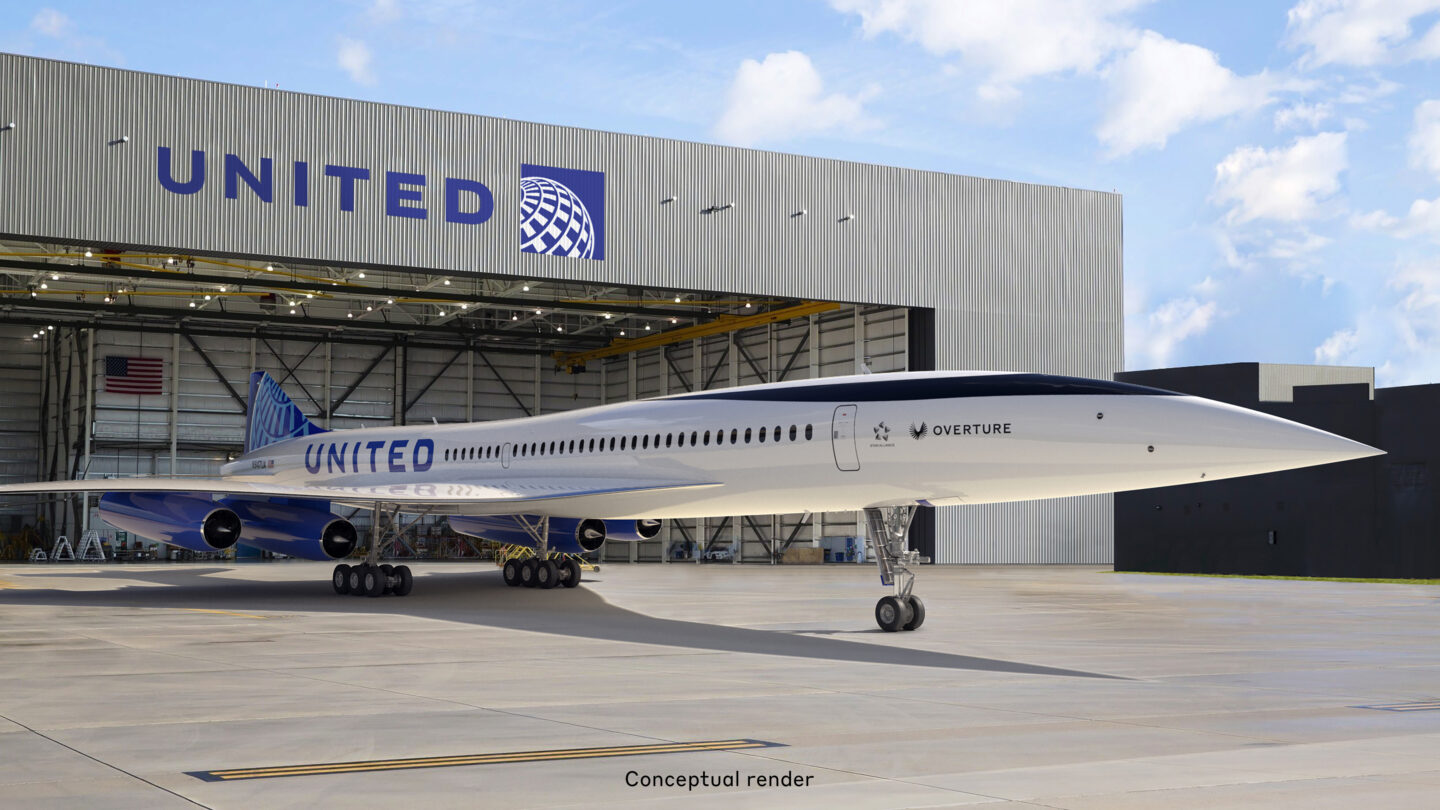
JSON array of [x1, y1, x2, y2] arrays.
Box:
[[670, 374, 1180, 403]]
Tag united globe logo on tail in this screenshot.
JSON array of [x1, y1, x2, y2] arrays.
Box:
[[245, 372, 328, 454], [519, 164, 605, 260]]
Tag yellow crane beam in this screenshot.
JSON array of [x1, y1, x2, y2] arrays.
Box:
[[553, 300, 841, 374]]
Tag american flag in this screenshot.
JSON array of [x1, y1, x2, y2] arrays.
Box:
[[104, 356, 164, 395]]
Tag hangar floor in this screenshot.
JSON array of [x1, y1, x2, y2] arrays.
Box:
[[0, 563, 1437, 808]]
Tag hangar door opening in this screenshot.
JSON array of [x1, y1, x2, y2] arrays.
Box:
[[0, 239, 932, 564]]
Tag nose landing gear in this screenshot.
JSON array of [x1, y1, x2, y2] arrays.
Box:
[[865, 506, 928, 632]]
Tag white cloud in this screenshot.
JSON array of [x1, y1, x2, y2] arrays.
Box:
[[1417, 18, 1440, 57], [1334, 77, 1401, 104], [830, 0, 1147, 100], [1128, 295, 1219, 369], [1212, 132, 1348, 224], [1353, 195, 1440, 239], [1275, 101, 1333, 130], [713, 51, 874, 146], [336, 37, 376, 86], [1388, 261, 1440, 360], [1409, 99, 1440, 179], [30, 8, 70, 37], [1099, 32, 1276, 155], [1286, 0, 1440, 67], [1265, 228, 1333, 258], [1314, 327, 1359, 363]]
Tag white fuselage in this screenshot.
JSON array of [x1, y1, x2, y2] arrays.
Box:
[[217, 371, 1379, 519]]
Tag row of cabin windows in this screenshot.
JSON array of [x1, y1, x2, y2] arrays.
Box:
[[440, 423, 816, 463]]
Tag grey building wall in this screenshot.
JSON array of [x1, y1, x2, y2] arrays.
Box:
[[0, 55, 1123, 563]]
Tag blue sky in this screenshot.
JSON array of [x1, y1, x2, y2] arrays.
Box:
[[6, 1, 1440, 383]]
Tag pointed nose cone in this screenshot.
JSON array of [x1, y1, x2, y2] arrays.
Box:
[[1175, 397, 1384, 478]]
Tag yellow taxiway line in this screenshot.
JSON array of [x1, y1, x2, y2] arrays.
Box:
[[189, 739, 783, 781]]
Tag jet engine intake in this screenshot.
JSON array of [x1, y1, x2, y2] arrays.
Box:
[[222, 498, 358, 561], [603, 518, 662, 542], [97, 492, 241, 552]]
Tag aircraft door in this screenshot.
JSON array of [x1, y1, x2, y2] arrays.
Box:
[[831, 404, 860, 471], [501, 442, 513, 469]]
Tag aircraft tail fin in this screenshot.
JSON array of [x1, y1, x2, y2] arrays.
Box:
[[245, 371, 328, 454]]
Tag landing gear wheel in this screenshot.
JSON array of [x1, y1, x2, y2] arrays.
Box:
[[379, 563, 395, 594], [875, 596, 910, 632], [536, 560, 559, 589], [379, 563, 394, 576], [362, 566, 385, 597], [561, 558, 582, 588], [332, 564, 352, 595], [393, 565, 413, 597], [519, 558, 539, 588], [903, 595, 926, 631], [347, 564, 367, 595], [502, 559, 522, 587]]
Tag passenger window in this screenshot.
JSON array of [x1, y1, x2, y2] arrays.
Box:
[[621, 436, 628, 451], [756, 427, 765, 443], [666, 434, 673, 448], [773, 426, 781, 441], [730, 428, 738, 444], [643, 435, 651, 449], [716, 429, 724, 446], [703, 430, 711, 445], [744, 428, 752, 443], [691, 431, 698, 446], [805, 424, 813, 440], [789, 425, 797, 441], [609, 437, 616, 451]]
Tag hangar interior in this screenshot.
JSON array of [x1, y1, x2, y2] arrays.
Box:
[[0, 236, 917, 563]]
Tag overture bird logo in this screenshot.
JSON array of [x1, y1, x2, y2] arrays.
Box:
[[908, 422, 928, 440]]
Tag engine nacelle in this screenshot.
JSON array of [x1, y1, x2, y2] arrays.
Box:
[[98, 492, 241, 553], [448, 515, 606, 554], [603, 519, 662, 542], [222, 498, 358, 561]]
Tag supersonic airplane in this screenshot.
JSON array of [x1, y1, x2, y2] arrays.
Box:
[[0, 370, 1382, 631]]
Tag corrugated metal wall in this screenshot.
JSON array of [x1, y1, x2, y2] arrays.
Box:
[[0, 55, 1122, 563], [1259, 364, 1374, 402]]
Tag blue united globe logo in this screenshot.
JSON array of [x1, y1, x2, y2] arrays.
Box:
[[520, 176, 596, 259]]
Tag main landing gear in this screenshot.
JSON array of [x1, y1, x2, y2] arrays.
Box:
[[329, 501, 414, 598], [497, 515, 585, 590], [501, 555, 583, 589], [332, 562, 414, 597], [865, 506, 928, 632]]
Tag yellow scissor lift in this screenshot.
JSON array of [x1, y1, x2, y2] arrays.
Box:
[[495, 544, 599, 573]]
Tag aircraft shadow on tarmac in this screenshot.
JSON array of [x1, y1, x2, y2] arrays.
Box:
[[0, 566, 1120, 680]]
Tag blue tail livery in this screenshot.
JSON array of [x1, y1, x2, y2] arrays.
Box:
[[245, 371, 328, 454]]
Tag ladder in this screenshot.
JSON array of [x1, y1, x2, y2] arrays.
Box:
[[50, 535, 74, 561], [76, 531, 106, 562]]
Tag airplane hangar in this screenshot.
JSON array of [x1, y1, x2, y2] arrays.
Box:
[[0, 53, 1122, 565]]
